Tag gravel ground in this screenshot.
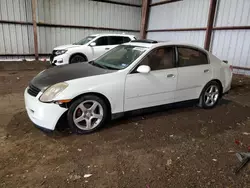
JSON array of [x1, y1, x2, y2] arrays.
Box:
[[0, 62, 250, 188]]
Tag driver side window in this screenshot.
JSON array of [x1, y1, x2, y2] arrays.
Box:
[[136, 46, 175, 72], [95, 37, 109, 46]]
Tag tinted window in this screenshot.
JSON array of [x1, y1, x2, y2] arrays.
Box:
[[109, 36, 124, 45], [139, 47, 175, 71], [96, 37, 108, 46], [178, 47, 208, 67], [123, 37, 131, 43]]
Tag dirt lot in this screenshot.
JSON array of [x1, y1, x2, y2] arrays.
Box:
[[0, 62, 250, 188]]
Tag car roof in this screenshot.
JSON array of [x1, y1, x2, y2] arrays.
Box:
[[124, 41, 208, 53], [90, 33, 135, 37], [123, 42, 155, 48]]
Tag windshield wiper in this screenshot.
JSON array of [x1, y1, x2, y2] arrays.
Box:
[[89, 61, 108, 69], [89, 61, 120, 70], [104, 66, 120, 70]]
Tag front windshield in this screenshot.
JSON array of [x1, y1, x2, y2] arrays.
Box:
[[73, 36, 95, 45], [94, 45, 147, 70]]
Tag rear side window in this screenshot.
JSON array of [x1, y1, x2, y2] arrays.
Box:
[[177, 47, 208, 67], [109, 36, 124, 45], [96, 37, 109, 46], [123, 37, 131, 43]]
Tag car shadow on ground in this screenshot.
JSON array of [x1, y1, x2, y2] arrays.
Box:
[[40, 99, 233, 136], [103, 99, 232, 130], [5, 98, 233, 139]]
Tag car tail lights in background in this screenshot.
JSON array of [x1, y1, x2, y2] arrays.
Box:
[[223, 60, 233, 72], [230, 65, 233, 72]]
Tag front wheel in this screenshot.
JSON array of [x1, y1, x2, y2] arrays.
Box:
[[67, 95, 108, 134], [199, 81, 221, 109], [69, 54, 87, 64]]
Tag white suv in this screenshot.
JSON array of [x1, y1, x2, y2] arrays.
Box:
[[50, 33, 136, 66]]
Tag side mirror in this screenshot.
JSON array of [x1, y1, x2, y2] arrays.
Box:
[[90, 42, 96, 47], [136, 65, 151, 74]]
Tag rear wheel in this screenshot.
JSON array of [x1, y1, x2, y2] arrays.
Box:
[[199, 81, 221, 109], [70, 54, 87, 64], [67, 95, 108, 134]]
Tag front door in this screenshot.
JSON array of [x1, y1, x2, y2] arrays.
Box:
[[124, 46, 178, 111], [91, 36, 110, 59], [175, 46, 213, 102]]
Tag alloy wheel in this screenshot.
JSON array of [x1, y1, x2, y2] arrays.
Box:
[[204, 85, 219, 107], [73, 100, 104, 130]]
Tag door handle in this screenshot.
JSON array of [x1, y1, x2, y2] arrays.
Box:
[[167, 74, 175, 78], [204, 69, 210, 73], [105, 48, 110, 50]]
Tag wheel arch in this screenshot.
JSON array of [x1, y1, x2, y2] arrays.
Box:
[[68, 92, 112, 116], [69, 53, 88, 63], [200, 79, 223, 98]]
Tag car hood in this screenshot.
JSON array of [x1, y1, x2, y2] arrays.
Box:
[[30, 63, 115, 90], [54, 44, 82, 50]]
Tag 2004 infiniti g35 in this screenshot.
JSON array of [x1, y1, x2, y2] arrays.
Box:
[[24, 40, 233, 134]]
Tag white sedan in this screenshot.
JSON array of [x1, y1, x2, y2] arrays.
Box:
[[24, 40, 232, 134]]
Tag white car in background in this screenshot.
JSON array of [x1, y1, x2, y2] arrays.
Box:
[[50, 33, 136, 66], [25, 40, 232, 134]]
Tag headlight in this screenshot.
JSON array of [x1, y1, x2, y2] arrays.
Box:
[[55, 50, 67, 55], [40, 82, 68, 102]]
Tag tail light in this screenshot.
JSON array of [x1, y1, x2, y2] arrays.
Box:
[[223, 60, 233, 72], [229, 65, 233, 72]]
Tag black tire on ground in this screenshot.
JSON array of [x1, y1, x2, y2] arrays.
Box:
[[198, 81, 221, 109], [69, 54, 87, 64], [67, 95, 109, 134]]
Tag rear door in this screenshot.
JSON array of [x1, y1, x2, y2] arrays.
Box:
[[92, 36, 130, 59], [107, 36, 124, 50], [175, 46, 212, 102], [108, 36, 131, 49]]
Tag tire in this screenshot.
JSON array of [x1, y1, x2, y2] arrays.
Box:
[[69, 54, 87, 64], [67, 95, 108, 134], [198, 81, 221, 109]]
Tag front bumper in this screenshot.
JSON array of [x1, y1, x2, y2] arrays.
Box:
[[50, 53, 70, 66], [24, 88, 67, 131]]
